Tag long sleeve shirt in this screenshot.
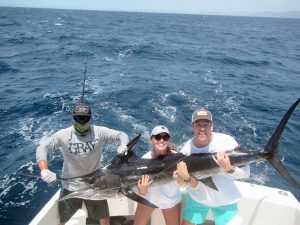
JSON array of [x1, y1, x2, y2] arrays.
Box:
[[36, 125, 129, 191]]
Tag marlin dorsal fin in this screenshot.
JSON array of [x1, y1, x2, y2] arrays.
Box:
[[108, 134, 141, 166], [126, 134, 141, 152]]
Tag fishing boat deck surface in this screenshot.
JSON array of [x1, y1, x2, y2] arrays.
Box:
[[29, 181, 300, 225]]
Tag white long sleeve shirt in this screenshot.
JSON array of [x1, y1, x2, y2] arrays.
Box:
[[36, 125, 129, 191], [180, 132, 250, 207]]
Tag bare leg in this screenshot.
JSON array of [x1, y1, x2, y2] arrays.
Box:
[[162, 202, 181, 225], [133, 203, 155, 225], [99, 217, 110, 225]]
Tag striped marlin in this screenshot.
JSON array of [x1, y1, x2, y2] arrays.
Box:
[[58, 99, 300, 207]]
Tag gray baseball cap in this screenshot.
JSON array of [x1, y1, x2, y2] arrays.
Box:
[[72, 103, 92, 116], [192, 108, 212, 123]]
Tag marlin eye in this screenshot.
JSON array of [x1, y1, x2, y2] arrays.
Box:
[[91, 179, 98, 186], [85, 177, 97, 185]]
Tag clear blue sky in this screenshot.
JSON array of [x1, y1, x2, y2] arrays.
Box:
[[1, 0, 300, 15]]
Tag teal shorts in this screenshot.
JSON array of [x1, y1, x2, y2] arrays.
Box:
[[183, 194, 238, 225]]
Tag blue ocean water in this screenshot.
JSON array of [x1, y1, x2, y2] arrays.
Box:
[[0, 7, 299, 225]]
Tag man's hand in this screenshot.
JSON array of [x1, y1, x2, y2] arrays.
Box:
[[41, 169, 57, 184], [174, 161, 197, 188], [174, 161, 190, 187], [176, 161, 190, 181], [212, 152, 234, 172], [117, 144, 128, 155]]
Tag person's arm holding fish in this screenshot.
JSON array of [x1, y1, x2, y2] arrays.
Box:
[[36, 133, 60, 184], [213, 151, 250, 178], [174, 161, 198, 188]]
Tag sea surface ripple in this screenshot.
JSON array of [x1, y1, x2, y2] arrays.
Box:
[[0, 7, 299, 225]]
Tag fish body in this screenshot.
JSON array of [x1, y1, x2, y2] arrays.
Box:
[[59, 99, 300, 207]]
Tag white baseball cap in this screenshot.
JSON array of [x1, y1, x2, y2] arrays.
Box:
[[151, 125, 170, 136]]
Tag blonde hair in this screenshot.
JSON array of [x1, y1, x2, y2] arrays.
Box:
[[167, 143, 177, 153]]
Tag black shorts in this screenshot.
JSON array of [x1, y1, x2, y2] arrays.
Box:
[[58, 188, 110, 223]]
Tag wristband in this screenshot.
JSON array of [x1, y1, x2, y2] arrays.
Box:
[[227, 167, 236, 174], [184, 176, 191, 183]]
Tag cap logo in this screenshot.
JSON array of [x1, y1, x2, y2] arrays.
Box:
[[75, 106, 89, 113], [151, 125, 170, 136], [197, 111, 208, 116]]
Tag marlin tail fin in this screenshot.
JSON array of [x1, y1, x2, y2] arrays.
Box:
[[264, 98, 300, 189]]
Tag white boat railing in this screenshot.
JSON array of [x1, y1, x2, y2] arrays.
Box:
[[29, 190, 61, 225], [29, 181, 300, 225]]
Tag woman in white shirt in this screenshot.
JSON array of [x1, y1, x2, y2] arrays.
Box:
[[133, 125, 182, 225]]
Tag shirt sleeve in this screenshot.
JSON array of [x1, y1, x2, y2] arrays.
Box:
[[36, 131, 63, 163], [118, 131, 129, 146], [228, 164, 250, 179], [97, 126, 129, 146]]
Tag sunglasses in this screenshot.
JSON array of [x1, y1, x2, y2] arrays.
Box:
[[73, 115, 91, 123], [153, 134, 170, 141]]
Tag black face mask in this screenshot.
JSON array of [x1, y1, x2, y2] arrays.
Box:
[[73, 119, 91, 136]]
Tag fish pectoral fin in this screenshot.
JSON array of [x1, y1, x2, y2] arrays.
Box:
[[120, 187, 158, 208], [199, 177, 219, 191]]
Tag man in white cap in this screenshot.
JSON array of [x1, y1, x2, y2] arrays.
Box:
[[175, 108, 250, 225], [36, 102, 129, 225]]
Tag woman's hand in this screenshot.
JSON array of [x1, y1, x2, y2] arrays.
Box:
[[138, 175, 152, 196]]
